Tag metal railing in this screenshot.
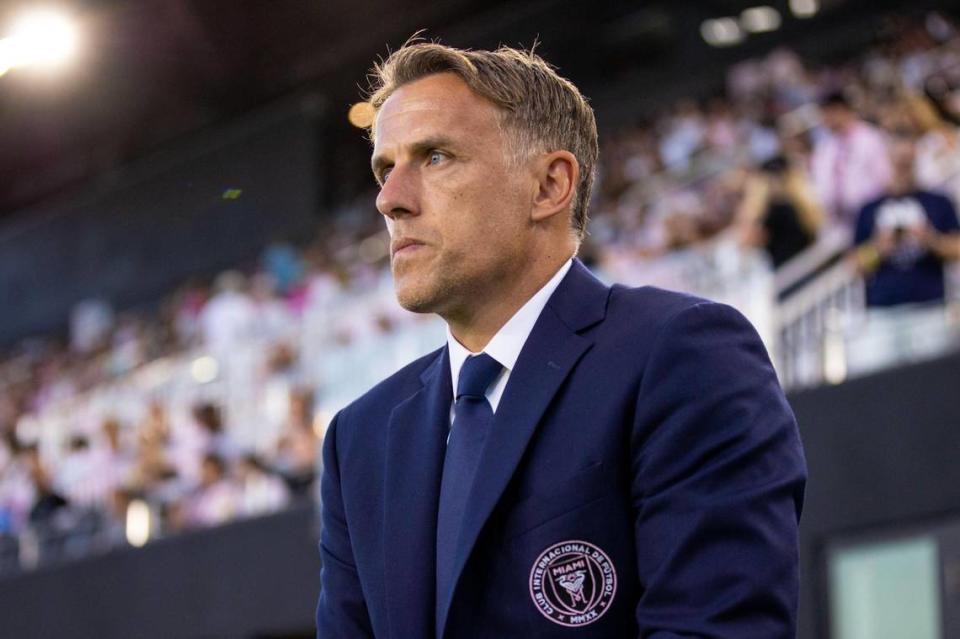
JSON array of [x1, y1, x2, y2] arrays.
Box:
[[775, 249, 864, 389]]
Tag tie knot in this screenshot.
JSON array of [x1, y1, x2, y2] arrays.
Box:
[[457, 353, 502, 401]]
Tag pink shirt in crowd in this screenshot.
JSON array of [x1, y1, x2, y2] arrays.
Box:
[[811, 121, 893, 227]]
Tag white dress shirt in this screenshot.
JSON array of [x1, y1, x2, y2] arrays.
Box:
[[446, 258, 573, 421]]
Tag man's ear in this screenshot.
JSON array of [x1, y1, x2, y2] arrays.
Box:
[[531, 150, 579, 224]]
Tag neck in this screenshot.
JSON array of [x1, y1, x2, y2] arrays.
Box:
[[835, 121, 856, 137], [890, 175, 914, 196], [445, 249, 573, 353]]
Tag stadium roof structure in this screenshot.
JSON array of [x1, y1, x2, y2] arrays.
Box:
[[0, 0, 950, 223]]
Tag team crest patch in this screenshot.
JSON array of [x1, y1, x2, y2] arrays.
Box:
[[528, 539, 616, 627]]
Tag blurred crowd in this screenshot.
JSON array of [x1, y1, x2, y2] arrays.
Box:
[[0, 253, 355, 570], [2, 12, 960, 572], [593, 13, 960, 299]]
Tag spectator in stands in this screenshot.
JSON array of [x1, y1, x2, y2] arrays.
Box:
[[912, 91, 960, 207], [101, 486, 135, 546], [170, 278, 209, 346], [261, 240, 304, 295], [736, 155, 824, 268], [30, 349, 77, 413], [69, 298, 114, 355], [192, 402, 235, 461], [131, 407, 182, 510], [170, 402, 235, 485], [661, 192, 705, 250], [0, 434, 32, 539], [853, 133, 960, 306], [767, 48, 819, 112], [198, 270, 257, 354], [25, 446, 69, 529], [0, 430, 11, 480], [301, 248, 343, 314], [704, 97, 738, 157], [58, 435, 105, 507], [108, 314, 147, 375], [182, 454, 239, 528], [142, 399, 169, 438], [236, 454, 289, 517], [658, 99, 706, 172], [93, 417, 136, 498], [274, 388, 318, 500], [739, 111, 781, 165], [253, 341, 299, 453], [811, 91, 893, 227], [249, 273, 295, 343]]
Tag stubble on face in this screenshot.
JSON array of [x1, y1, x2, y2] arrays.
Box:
[[373, 74, 533, 324]]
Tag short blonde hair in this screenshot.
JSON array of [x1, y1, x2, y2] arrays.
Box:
[[366, 41, 598, 240]]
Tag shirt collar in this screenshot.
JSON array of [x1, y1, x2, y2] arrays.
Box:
[[447, 258, 573, 395]]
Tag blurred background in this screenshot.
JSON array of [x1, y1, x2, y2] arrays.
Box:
[[0, 0, 959, 637]]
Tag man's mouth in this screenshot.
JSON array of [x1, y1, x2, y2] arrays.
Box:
[[391, 238, 425, 257]]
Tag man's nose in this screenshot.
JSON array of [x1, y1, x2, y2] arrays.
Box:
[[376, 164, 419, 220]]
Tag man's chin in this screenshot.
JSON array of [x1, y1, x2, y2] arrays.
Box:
[[394, 285, 438, 315]]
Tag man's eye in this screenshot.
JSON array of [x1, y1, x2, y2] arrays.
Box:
[[428, 151, 446, 165], [380, 167, 393, 183]]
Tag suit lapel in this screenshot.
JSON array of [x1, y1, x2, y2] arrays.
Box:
[[383, 348, 451, 639], [436, 259, 610, 637]]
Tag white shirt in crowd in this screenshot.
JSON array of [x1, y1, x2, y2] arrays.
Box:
[[916, 127, 960, 207], [199, 290, 257, 353]]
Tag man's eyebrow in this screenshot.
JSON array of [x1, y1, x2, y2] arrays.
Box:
[[409, 136, 457, 156], [371, 135, 458, 177]]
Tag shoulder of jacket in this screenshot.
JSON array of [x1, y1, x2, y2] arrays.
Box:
[[337, 345, 444, 422], [608, 284, 711, 318]]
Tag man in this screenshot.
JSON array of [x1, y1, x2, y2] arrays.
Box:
[[317, 42, 806, 638], [854, 132, 960, 307], [811, 91, 893, 228]]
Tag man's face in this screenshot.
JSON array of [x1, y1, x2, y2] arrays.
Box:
[[889, 138, 917, 177], [201, 459, 222, 486], [822, 105, 854, 134], [371, 73, 533, 318]]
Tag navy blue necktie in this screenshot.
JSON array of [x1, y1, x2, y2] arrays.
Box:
[[436, 353, 502, 631]]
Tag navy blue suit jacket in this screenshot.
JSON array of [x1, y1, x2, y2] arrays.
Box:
[[317, 259, 806, 638]]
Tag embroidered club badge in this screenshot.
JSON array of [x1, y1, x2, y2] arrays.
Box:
[[528, 539, 617, 627]]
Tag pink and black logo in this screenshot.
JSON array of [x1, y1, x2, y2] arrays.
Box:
[[528, 539, 617, 627]]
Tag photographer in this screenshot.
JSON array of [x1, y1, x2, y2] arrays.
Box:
[[853, 132, 960, 307]]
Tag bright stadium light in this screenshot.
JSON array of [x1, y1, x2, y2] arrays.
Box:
[[126, 499, 152, 548], [348, 102, 375, 129], [700, 17, 745, 47], [741, 6, 782, 33], [0, 39, 15, 76], [823, 309, 847, 385], [0, 7, 79, 76], [191, 355, 219, 383], [823, 333, 847, 385], [789, 0, 819, 19]]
